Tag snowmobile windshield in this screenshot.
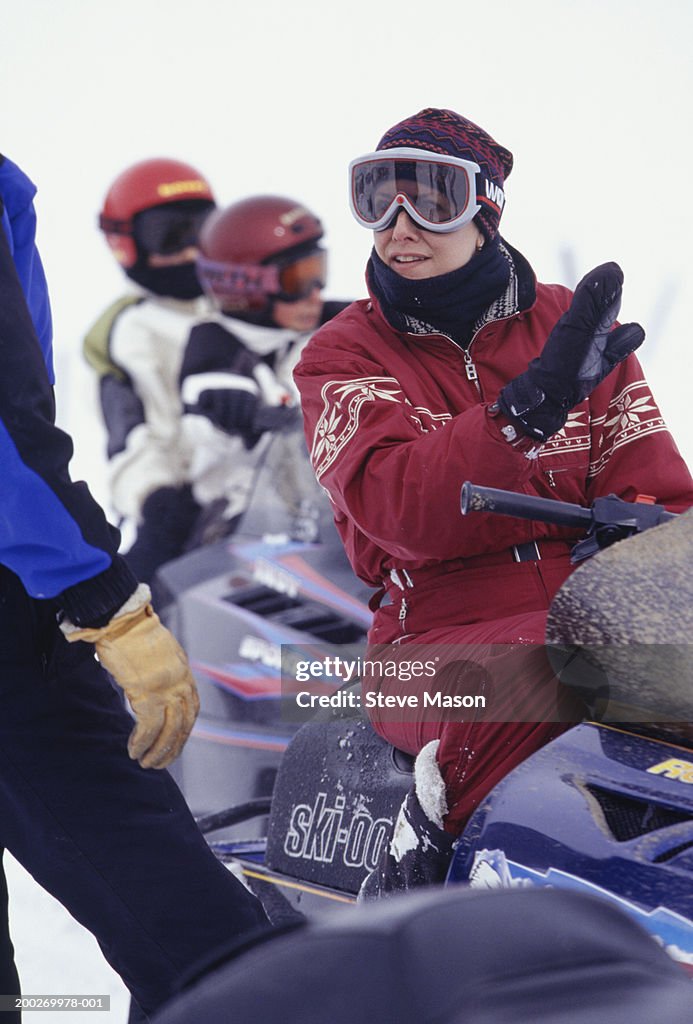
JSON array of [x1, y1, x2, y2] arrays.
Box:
[[233, 424, 334, 543], [349, 147, 483, 233]]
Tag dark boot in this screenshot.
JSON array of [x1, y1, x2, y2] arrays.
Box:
[[359, 740, 454, 900], [125, 485, 201, 583]]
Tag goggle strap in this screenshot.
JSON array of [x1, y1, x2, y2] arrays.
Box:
[[99, 214, 133, 235], [476, 173, 506, 215], [197, 258, 280, 295]]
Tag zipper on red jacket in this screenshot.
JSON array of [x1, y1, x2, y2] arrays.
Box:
[[398, 597, 408, 632], [389, 568, 413, 633], [462, 349, 482, 398], [463, 306, 525, 400]]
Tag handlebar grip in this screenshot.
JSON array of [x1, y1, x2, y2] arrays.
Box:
[[460, 482, 594, 529]]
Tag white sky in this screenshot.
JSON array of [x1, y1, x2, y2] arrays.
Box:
[[2, 2, 692, 1014], [4, 0, 693, 488]]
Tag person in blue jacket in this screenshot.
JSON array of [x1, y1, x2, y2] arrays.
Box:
[[0, 155, 269, 1019]]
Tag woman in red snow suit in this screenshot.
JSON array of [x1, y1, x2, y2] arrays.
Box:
[[293, 107, 693, 895]]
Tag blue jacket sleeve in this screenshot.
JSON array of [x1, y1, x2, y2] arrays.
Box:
[[0, 156, 137, 621], [0, 155, 54, 382]]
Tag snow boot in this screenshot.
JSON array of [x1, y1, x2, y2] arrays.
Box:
[[124, 484, 202, 585], [358, 740, 455, 901]]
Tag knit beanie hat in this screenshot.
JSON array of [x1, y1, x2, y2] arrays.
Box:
[[376, 108, 513, 241]]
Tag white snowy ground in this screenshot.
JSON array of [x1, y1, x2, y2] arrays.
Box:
[[5, 853, 131, 1023]]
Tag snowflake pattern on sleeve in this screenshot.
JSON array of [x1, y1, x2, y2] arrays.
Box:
[[589, 380, 667, 479], [310, 377, 405, 479]]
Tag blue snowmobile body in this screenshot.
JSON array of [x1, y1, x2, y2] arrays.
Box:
[[452, 721, 693, 972], [203, 712, 693, 975]]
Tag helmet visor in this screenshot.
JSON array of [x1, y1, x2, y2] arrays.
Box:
[[349, 147, 482, 233], [133, 202, 214, 255]]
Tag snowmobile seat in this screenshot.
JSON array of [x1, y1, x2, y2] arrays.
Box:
[[546, 508, 693, 737]]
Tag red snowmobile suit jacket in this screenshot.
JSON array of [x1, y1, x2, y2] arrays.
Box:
[[294, 242, 693, 646]]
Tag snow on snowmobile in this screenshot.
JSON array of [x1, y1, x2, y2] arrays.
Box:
[[189, 482, 693, 979]]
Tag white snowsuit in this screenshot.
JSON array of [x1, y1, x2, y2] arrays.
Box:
[[178, 312, 310, 520], [83, 289, 210, 522]]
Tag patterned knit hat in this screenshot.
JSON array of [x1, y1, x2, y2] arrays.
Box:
[[376, 108, 513, 240]]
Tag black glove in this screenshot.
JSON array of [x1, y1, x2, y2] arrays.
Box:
[[498, 262, 645, 443], [251, 403, 301, 434], [191, 387, 300, 441], [190, 387, 259, 433]]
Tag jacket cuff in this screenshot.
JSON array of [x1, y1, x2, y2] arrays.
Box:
[[58, 555, 139, 628], [487, 402, 544, 460]]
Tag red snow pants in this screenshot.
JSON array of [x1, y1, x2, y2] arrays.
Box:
[[364, 546, 586, 835]]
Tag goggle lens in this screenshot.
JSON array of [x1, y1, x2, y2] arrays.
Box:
[[359, 161, 470, 224], [349, 149, 482, 233], [276, 250, 327, 302]]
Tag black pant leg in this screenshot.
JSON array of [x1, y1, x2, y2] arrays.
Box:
[[0, 569, 269, 1017]]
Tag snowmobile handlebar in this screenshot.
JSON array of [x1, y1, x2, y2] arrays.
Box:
[[460, 482, 677, 562]]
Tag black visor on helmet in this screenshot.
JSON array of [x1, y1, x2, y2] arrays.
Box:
[[133, 200, 215, 256]]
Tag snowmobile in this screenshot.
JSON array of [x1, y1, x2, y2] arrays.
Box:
[[182, 479, 693, 980], [155, 426, 373, 837]]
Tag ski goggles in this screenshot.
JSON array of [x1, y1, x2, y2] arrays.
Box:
[[349, 147, 486, 233], [197, 248, 327, 308], [129, 202, 215, 255]]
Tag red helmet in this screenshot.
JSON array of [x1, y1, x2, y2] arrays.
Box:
[[196, 195, 325, 312], [99, 157, 216, 268]]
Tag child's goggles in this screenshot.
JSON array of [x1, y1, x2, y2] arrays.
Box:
[[349, 147, 484, 234], [197, 248, 327, 309]]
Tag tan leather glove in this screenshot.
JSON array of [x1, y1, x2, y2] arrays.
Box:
[[61, 585, 199, 769]]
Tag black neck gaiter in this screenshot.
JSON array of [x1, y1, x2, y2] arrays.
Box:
[[126, 260, 204, 300], [368, 235, 512, 348]]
